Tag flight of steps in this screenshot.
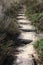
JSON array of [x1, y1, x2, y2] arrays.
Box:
[[17, 10, 37, 42], [12, 8, 37, 65]]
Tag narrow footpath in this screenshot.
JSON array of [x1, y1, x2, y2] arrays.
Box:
[[13, 7, 38, 65]]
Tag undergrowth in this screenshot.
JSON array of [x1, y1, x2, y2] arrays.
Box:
[[25, 2, 43, 32], [34, 39, 43, 60]]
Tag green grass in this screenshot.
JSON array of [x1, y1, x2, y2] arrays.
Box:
[[34, 39, 43, 58], [25, 2, 43, 32]]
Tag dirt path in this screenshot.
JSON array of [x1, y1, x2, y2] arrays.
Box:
[[12, 8, 38, 65]]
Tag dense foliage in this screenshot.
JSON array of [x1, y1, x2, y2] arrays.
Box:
[[0, 0, 20, 64]]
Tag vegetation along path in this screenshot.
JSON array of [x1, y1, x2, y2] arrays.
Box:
[[13, 7, 38, 65]]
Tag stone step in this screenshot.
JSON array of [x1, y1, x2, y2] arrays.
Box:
[[19, 24, 35, 30], [18, 32, 37, 41], [18, 20, 31, 24], [17, 14, 25, 16], [13, 55, 35, 65], [19, 24, 35, 28], [17, 16, 26, 19]]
